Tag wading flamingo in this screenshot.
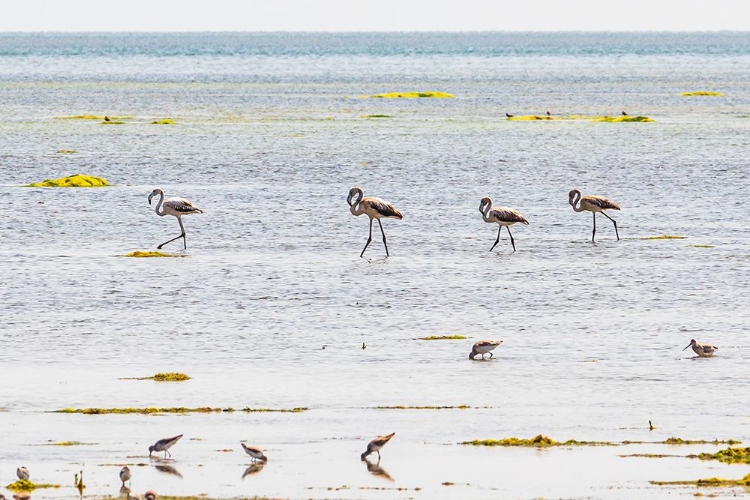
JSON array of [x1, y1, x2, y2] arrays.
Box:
[[361, 432, 395, 461], [347, 187, 403, 258], [479, 197, 529, 252], [148, 189, 203, 249], [568, 189, 620, 242]]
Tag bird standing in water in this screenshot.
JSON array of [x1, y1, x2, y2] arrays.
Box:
[[479, 197, 529, 252], [347, 187, 403, 258], [149, 434, 183, 458], [469, 340, 503, 360], [148, 189, 203, 250], [361, 432, 395, 461], [119, 466, 131, 486], [683, 339, 718, 357], [568, 189, 620, 242]]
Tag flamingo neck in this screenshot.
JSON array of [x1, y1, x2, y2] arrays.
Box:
[[154, 191, 166, 216], [480, 200, 493, 222], [570, 191, 585, 212], [349, 190, 365, 216]]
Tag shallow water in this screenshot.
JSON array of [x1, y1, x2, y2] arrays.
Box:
[[1, 32, 750, 499]]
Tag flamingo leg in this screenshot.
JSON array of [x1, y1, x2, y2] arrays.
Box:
[[157, 217, 187, 249], [377, 218, 389, 257], [360, 218, 373, 257], [490, 225, 502, 251], [601, 212, 619, 240], [591, 212, 596, 242], [506, 226, 516, 252]]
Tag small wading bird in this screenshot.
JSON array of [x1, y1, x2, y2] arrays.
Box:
[[479, 197, 529, 252], [16, 466, 29, 480], [505, 112, 514, 118], [621, 110, 628, 116], [119, 466, 131, 486], [241, 443, 268, 462], [148, 189, 203, 250], [683, 339, 718, 357], [361, 432, 395, 461], [568, 189, 620, 242], [347, 187, 403, 258], [469, 340, 503, 360], [149, 434, 183, 458]]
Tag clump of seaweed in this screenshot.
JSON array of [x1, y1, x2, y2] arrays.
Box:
[[636, 235, 687, 240], [370, 91, 454, 99], [680, 91, 724, 97], [651, 473, 750, 487], [151, 118, 175, 124], [55, 149, 77, 154], [460, 434, 616, 447], [123, 372, 191, 381], [507, 115, 557, 121], [25, 174, 108, 187], [44, 441, 95, 446], [415, 335, 468, 340], [506, 114, 654, 122], [691, 244, 714, 248], [362, 114, 391, 119], [594, 115, 655, 122], [54, 406, 307, 415], [694, 446, 750, 464], [6, 479, 60, 491], [119, 251, 185, 258], [100, 120, 126, 125], [664, 437, 740, 445]]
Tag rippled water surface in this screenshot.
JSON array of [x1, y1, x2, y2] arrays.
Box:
[[1, 32, 750, 499]]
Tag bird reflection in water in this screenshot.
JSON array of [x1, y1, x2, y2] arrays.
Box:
[[363, 458, 394, 481], [154, 464, 183, 478], [242, 462, 266, 478], [120, 484, 131, 497]]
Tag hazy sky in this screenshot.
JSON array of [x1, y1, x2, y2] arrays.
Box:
[[2, 0, 749, 32]]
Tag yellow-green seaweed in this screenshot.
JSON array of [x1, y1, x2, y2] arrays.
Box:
[[507, 114, 654, 122], [56, 115, 132, 120], [54, 406, 307, 415], [362, 114, 391, 119], [25, 174, 109, 188], [593, 115, 655, 123], [507, 115, 557, 121], [651, 473, 750, 487], [694, 446, 750, 464], [151, 118, 175, 124], [691, 244, 714, 248], [680, 91, 724, 97], [119, 251, 184, 258], [664, 437, 740, 445], [636, 235, 687, 240], [370, 91, 454, 99], [6, 479, 60, 491], [55, 149, 77, 154], [375, 405, 472, 410], [100, 120, 126, 125], [416, 335, 468, 340], [44, 441, 95, 446], [124, 372, 191, 381], [460, 434, 616, 447]]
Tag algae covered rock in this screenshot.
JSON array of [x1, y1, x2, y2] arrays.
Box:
[[370, 91, 454, 99], [26, 174, 109, 187], [680, 91, 724, 96]]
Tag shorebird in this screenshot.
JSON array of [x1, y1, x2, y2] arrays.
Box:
[[505, 112, 514, 118], [241, 443, 268, 462], [479, 197, 529, 252], [148, 188, 203, 250], [119, 466, 131, 486], [104, 115, 111, 122], [568, 189, 620, 242], [469, 340, 503, 360], [361, 432, 395, 461], [683, 339, 718, 357], [149, 434, 183, 458], [546, 111, 551, 117], [621, 110, 628, 116], [16, 467, 29, 480], [347, 186, 403, 258]]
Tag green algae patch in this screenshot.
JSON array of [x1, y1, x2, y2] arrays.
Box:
[[100, 120, 126, 125], [362, 114, 391, 119], [56, 149, 77, 154], [691, 244, 715, 248], [151, 118, 175, 124], [6, 479, 60, 491], [460, 434, 615, 447], [127, 372, 191, 381], [664, 437, 740, 445], [694, 446, 750, 464], [370, 91, 454, 99], [507, 115, 558, 121], [636, 235, 687, 240], [415, 335, 468, 340], [119, 251, 184, 258], [376, 405, 472, 410], [680, 91, 724, 97], [651, 473, 750, 487], [26, 174, 109, 188], [44, 441, 95, 446], [54, 406, 307, 415], [57, 115, 132, 120], [594, 115, 654, 122]]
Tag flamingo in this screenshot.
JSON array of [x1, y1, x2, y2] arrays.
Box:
[[682, 339, 718, 357], [361, 432, 395, 461], [568, 189, 620, 242], [479, 197, 529, 252], [148, 189, 203, 249], [347, 187, 403, 258]]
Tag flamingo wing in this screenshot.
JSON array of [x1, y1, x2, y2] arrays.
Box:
[[584, 195, 620, 211], [367, 197, 403, 219], [490, 207, 528, 224], [164, 197, 203, 214]]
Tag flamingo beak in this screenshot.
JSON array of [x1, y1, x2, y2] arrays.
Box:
[[148, 193, 154, 205]]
